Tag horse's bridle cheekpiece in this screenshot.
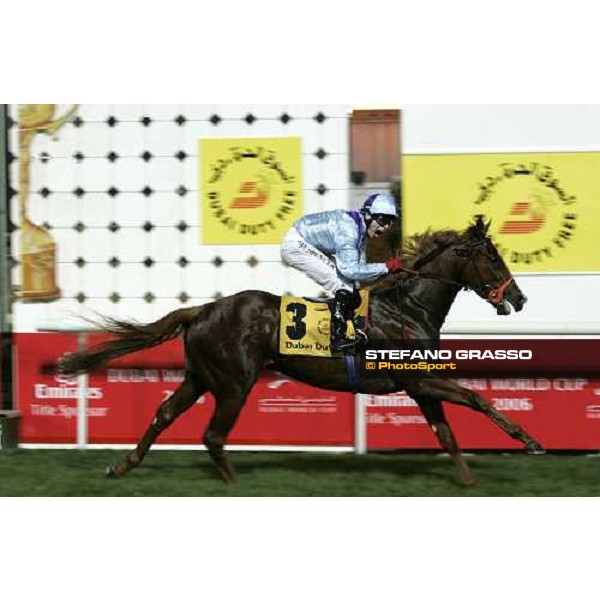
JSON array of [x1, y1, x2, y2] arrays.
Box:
[[454, 239, 514, 308]]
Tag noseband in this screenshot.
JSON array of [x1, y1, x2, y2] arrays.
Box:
[[485, 276, 514, 305]]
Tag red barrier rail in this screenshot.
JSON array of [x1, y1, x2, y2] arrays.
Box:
[[14, 333, 600, 451]]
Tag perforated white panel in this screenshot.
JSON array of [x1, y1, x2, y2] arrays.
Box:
[[8, 104, 351, 331]]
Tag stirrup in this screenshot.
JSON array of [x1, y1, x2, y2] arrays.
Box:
[[331, 329, 367, 353], [331, 337, 359, 353], [354, 328, 368, 345]]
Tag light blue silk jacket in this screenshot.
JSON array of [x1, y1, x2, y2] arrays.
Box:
[[294, 210, 388, 282]]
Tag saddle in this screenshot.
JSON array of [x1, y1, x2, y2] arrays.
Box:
[[279, 290, 369, 357]]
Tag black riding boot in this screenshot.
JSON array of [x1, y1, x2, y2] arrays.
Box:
[[331, 289, 361, 353]]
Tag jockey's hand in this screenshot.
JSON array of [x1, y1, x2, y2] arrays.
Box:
[[385, 257, 403, 272]]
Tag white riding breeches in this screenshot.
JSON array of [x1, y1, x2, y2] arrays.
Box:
[[280, 227, 353, 295]]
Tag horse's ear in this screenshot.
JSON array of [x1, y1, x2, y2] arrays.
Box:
[[469, 214, 491, 237]]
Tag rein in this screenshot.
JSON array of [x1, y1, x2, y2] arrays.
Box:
[[412, 242, 453, 270], [398, 265, 464, 289], [399, 242, 464, 289]]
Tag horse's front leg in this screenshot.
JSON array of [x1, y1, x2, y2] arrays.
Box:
[[408, 377, 544, 453]]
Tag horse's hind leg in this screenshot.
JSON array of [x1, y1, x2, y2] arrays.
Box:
[[194, 342, 265, 483], [202, 387, 250, 484], [107, 371, 205, 478], [412, 395, 476, 486]]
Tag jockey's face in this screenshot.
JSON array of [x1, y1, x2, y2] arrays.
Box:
[[366, 213, 395, 238]]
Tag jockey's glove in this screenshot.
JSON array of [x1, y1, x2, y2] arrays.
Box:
[[385, 257, 404, 272]]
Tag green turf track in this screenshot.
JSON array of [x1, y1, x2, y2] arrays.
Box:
[[0, 450, 598, 496]]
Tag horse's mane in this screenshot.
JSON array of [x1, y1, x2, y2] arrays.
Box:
[[369, 228, 464, 293]]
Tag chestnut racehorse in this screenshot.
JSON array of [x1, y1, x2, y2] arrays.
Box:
[[60, 216, 544, 486]]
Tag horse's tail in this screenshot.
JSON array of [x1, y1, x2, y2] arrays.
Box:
[[58, 306, 204, 376]]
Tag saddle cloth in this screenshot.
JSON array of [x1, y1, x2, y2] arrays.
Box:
[[279, 289, 369, 357]]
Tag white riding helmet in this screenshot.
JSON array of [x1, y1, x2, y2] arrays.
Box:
[[363, 193, 398, 217]]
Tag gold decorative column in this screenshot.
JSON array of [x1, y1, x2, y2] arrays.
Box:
[[18, 104, 78, 302]]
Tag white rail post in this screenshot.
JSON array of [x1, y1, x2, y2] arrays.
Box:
[[354, 394, 367, 454], [76, 332, 89, 449]]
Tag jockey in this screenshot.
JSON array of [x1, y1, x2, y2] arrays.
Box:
[[281, 192, 403, 352]]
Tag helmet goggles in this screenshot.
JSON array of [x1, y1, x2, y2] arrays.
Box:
[[370, 213, 396, 228]]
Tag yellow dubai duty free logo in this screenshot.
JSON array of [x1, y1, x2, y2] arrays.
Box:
[[201, 137, 303, 244], [473, 161, 577, 266]]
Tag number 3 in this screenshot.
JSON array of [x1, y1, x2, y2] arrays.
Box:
[[286, 302, 307, 340]]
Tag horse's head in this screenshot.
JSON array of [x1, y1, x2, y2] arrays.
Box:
[[455, 215, 527, 315]]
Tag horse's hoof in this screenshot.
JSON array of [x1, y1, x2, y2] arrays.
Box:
[[105, 464, 118, 478], [526, 442, 546, 455], [220, 471, 237, 485], [217, 466, 238, 484], [461, 474, 477, 486]]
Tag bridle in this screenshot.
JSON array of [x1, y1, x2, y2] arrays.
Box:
[[400, 237, 514, 307]]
